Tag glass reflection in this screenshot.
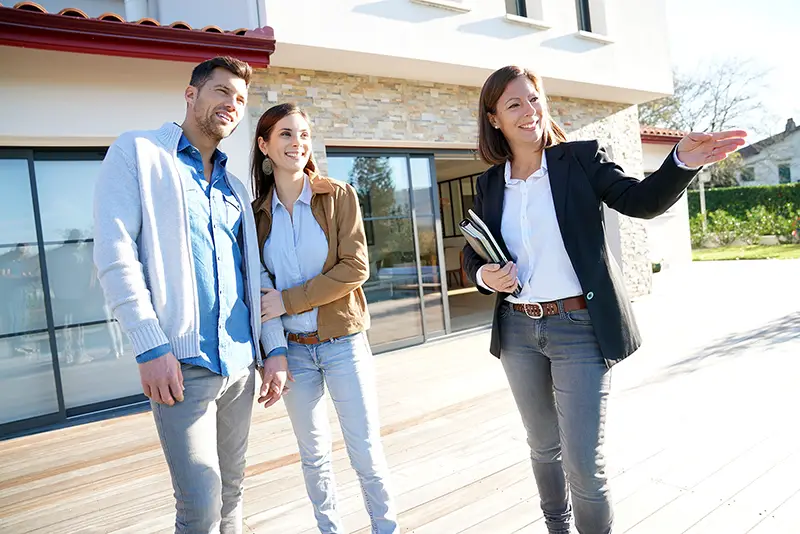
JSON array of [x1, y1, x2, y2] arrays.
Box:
[[56, 323, 139, 409], [328, 155, 424, 348]]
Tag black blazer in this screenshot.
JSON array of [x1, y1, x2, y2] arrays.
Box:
[[462, 140, 699, 367]]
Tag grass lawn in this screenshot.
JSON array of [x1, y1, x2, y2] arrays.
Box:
[[692, 244, 800, 261]]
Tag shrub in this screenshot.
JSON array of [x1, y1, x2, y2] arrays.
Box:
[[745, 205, 783, 236], [707, 210, 757, 245], [688, 183, 800, 219], [689, 213, 710, 248]]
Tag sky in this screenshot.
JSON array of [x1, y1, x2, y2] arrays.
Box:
[[665, 0, 800, 138]]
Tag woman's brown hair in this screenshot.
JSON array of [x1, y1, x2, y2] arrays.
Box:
[[251, 103, 319, 201], [477, 66, 567, 165]]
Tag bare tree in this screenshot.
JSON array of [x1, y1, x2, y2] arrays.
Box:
[[640, 59, 771, 135]]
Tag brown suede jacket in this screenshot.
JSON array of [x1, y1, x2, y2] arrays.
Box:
[[253, 174, 370, 341]]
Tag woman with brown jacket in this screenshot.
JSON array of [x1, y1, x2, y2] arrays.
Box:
[[252, 103, 398, 534]]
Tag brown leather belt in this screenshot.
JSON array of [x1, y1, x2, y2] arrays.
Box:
[[287, 331, 329, 345], [511, 296, 587, 319]]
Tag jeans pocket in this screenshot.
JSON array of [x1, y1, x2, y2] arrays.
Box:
[[565, 308, 592, 325], [498, 302, 513, 320], [331, 332, 360, 344]]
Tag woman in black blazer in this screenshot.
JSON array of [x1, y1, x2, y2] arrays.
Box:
[[462, 66, 745, 534]]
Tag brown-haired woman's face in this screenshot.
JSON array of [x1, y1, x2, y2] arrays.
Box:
[[488, 76, 544, 151], [258, 113, 312, 175]]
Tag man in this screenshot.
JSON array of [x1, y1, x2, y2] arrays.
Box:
[[93, 56, 290, 533]]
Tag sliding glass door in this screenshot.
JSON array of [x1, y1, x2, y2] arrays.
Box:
[[327, 152, 447, 352], [0, 149, 144, 437]]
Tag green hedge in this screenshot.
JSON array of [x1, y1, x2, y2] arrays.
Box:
[[688, 183, 800, 219]]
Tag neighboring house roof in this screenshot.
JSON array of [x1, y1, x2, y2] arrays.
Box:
[[738, 119, 800, 159], [640, 125, 687, 145], [0, 1, 275, 66]]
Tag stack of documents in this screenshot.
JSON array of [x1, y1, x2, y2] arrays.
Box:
[[459, 209, 521, 297]]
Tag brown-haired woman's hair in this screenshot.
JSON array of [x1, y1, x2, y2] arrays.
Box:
[[477, 65, 567, 165], [251, 103, 319, 201]]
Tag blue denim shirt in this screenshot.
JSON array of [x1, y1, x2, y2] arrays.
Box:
[[135, 134, 284, 374], [262, 176, 329, 334]]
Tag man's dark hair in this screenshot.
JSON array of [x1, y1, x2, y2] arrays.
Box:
[[190, 56, 252, 88]]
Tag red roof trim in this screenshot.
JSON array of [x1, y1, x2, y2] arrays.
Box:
[[640, 125, 686, 145], [641, 133, 683, 145], [0, 5, 276, 67]]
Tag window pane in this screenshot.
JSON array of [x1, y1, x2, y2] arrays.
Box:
[[0, 333, 60, 423], [0, 244, 48, 336], [362, 217, 423, 348], [45, 242, 112, 327], [55, 322, 141, 409], [417, 215, 445, 335], [505, 0, 526, 16], [576, 0, 592, 31], [440, 183, 454, 237], [35, 159, 103, 242], [0, 159, 38, 245], [450, 180, 464, 228], [328, 156, 410, 217], [328, 153, 424, 350], [461, 177, 475, 216], [0, 159, 59, 423], [779, 165, 791, 184], [410, 158, 434, 216]]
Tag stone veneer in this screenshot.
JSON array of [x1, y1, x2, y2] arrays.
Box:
[[249, 67, 652, 297]]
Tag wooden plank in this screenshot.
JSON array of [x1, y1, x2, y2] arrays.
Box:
[[746, 489, 800, 534], [682, 450, 800, 534], [625, 433, 798, 533]]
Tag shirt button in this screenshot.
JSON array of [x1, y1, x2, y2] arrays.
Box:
[[586, 291, 594, 300]]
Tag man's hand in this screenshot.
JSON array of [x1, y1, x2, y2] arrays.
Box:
[[261, 288, 286, 322], [481, 262, 519, 293], [139, 352, 184, 406], [258, 355, 293, 408]]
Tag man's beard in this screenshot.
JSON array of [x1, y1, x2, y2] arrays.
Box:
[[196, 109, 233, 143]]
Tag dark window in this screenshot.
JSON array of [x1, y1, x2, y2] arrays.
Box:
[[779, 164, 791, 184], [506, 0, 527, 17], [438, 173, 481, 238], [576, 0, 592, 32]]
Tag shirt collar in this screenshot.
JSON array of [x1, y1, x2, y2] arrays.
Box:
[[177, 130, 228, 168], [272, 174, 312, 211], [503, 151, 548, 185]]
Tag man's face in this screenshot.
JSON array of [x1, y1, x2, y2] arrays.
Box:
[[186, 68, 248, 142]]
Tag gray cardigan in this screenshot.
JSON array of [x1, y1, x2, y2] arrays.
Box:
[[93, 122, 286, 365]]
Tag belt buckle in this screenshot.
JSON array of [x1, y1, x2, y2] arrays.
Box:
[[524, 302, 544, 319]]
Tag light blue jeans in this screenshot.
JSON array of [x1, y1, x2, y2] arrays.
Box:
[[499, 302, 613, 534], [151, 363, 255, 534], [283, 332, 398, 534]]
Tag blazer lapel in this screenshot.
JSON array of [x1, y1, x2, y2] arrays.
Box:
[[546, 144, 571, 236]]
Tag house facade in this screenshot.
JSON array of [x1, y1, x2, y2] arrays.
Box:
[[737, 118, 800, 186], [1, 0, 677, 434]]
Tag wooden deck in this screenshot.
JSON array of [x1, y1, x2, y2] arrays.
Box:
[[2, 261, 800, 533]]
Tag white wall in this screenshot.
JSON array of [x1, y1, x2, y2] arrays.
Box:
[[156, 0, 260, 31], [739, 133, 800, 186], [33, 0, 259, 29], [262, 0, 674, 104], [35, 0, 124, 17], [642, 141, 692, 268], [0, 47, 254, 181]]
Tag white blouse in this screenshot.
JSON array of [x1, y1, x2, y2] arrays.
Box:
[[477, 152, 583, 303]]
